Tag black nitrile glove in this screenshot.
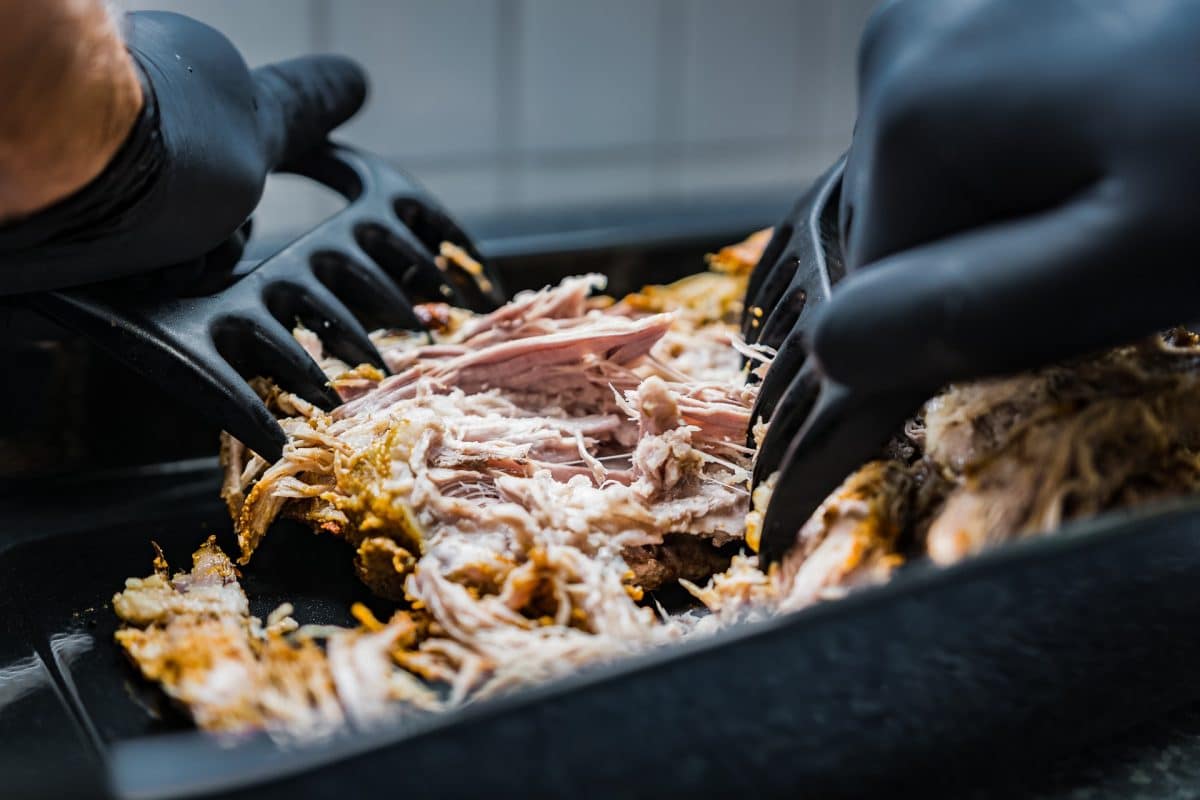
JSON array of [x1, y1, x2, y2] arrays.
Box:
[[810, 0, 1200, 393], [0, 11, 366, 294]]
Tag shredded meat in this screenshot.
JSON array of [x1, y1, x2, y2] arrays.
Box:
[[919, 335, 1200, 563], [116, 231, 1200, 740], [122, 242, 763, 733], [688, 330, 1200, 617], [114, 538, 344, 736]]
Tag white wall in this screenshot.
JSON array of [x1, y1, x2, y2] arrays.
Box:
[[120, 1, 878, 234]]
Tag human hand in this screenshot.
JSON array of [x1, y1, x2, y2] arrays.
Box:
[[0, 10, 366, 294], [811, 0, 1200, 393]]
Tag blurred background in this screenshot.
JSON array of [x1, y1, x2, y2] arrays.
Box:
[[120, 0, 877, 240]]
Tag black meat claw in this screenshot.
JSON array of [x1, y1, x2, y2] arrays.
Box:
[[30, 146, 506, 462]]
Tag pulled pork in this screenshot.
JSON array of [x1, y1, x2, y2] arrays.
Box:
[[689, 330, 1200, 617], [114, 230, 1200, 738], [114, 537, 436, 738], [117, 234, 765, 734]]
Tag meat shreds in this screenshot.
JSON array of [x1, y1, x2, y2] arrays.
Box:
[[115, 230, 1200, 739], [113, 536, 439, 737], [919, 335, 1200, 563], [689, 331, 1200, 616], [117, 243, 764, 733], [114, 537, 344, 736], [683, 459, 912, 625]]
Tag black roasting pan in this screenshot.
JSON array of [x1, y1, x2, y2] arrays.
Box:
[[5, 224, 1200, 799]]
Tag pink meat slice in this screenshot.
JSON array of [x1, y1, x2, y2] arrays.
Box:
[[335, 314, 673, 419]]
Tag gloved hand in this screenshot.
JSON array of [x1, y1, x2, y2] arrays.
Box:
[[0, 11, 366, 294], [810, 0, 1200, 393]]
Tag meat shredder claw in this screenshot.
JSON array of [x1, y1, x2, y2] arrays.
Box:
[[27, 144, 506, 462], [744, 156, 845, 430], [744, 157, 925, 565]]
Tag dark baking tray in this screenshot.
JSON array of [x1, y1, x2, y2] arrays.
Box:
[[7, 459, 1200, 800], [6, 219, 1200, 799]]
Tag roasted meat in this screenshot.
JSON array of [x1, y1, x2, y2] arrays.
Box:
[[687, 330, 1200, 618], [115, 537, 343, 736], [919, 334, 1200, 563], [117, 234, 766, 733], [114, 230, 1200, 739]]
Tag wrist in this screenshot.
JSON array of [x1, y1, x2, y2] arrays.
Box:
[[0, 2, 143, 222]]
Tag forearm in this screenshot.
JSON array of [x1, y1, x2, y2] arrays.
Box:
[[0, 0, 142, 222]]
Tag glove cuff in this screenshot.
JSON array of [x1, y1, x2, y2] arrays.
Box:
[[0, 54, 166, 250]]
